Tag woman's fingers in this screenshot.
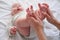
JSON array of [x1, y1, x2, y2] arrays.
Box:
[[42, 3, 49, 8], [29, 17, 39, 27], [38, 10, 45, 20], [44, 12, 56, 24], [38, 3, 45, 20], [38, 3, 42, 16], [29, 16, 43, 29], [38, 3, 49, 20], [33, 10, 42, 22], [34, 10, 40, 20], [42, 3, 53, 18], [47, 8, 54, 17], [42, 3, 49, 12], [43, 12, 50, 19], [30, 17, 38, 23], [41, 3, 54, 21]]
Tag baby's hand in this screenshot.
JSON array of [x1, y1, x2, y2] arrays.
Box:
[[11, 3, 23, 16], [10, 26, 16, 35]]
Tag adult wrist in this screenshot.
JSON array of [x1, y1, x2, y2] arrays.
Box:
[[53, 20, 60, 30]]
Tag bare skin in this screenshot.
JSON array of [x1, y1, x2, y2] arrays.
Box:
[[10, 3, 30, 36], [14, 17, 30, 36], [26, 4, 47, 40], [44, 9, 60, 30], [11, 3, 47, 40], [42, 3, 60, 30], [10, 3, 60, 40], [11, 3, 23, 16]]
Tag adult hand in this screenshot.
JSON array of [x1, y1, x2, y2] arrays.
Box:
[[26, 5, 47, 40], [42, 5, 60, 29], [26, 5, 43, 30], [42, 3, 57, 25]]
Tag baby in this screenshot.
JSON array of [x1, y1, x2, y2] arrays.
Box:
[[9, 3, 30, 37], [9, 3, 49, 40]]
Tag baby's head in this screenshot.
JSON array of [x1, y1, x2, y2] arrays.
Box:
[[11, 3, 23, 16]]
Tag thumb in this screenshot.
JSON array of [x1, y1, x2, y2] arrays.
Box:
[[30, 17, 38, 23], [43, 12, 51, 19], [29, 17, 38, 25]]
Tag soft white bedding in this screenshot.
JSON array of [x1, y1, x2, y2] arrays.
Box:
[[0, 0, 60, 40]]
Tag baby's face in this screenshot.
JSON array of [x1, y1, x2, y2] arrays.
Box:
[[12, 3, 23, 16]]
